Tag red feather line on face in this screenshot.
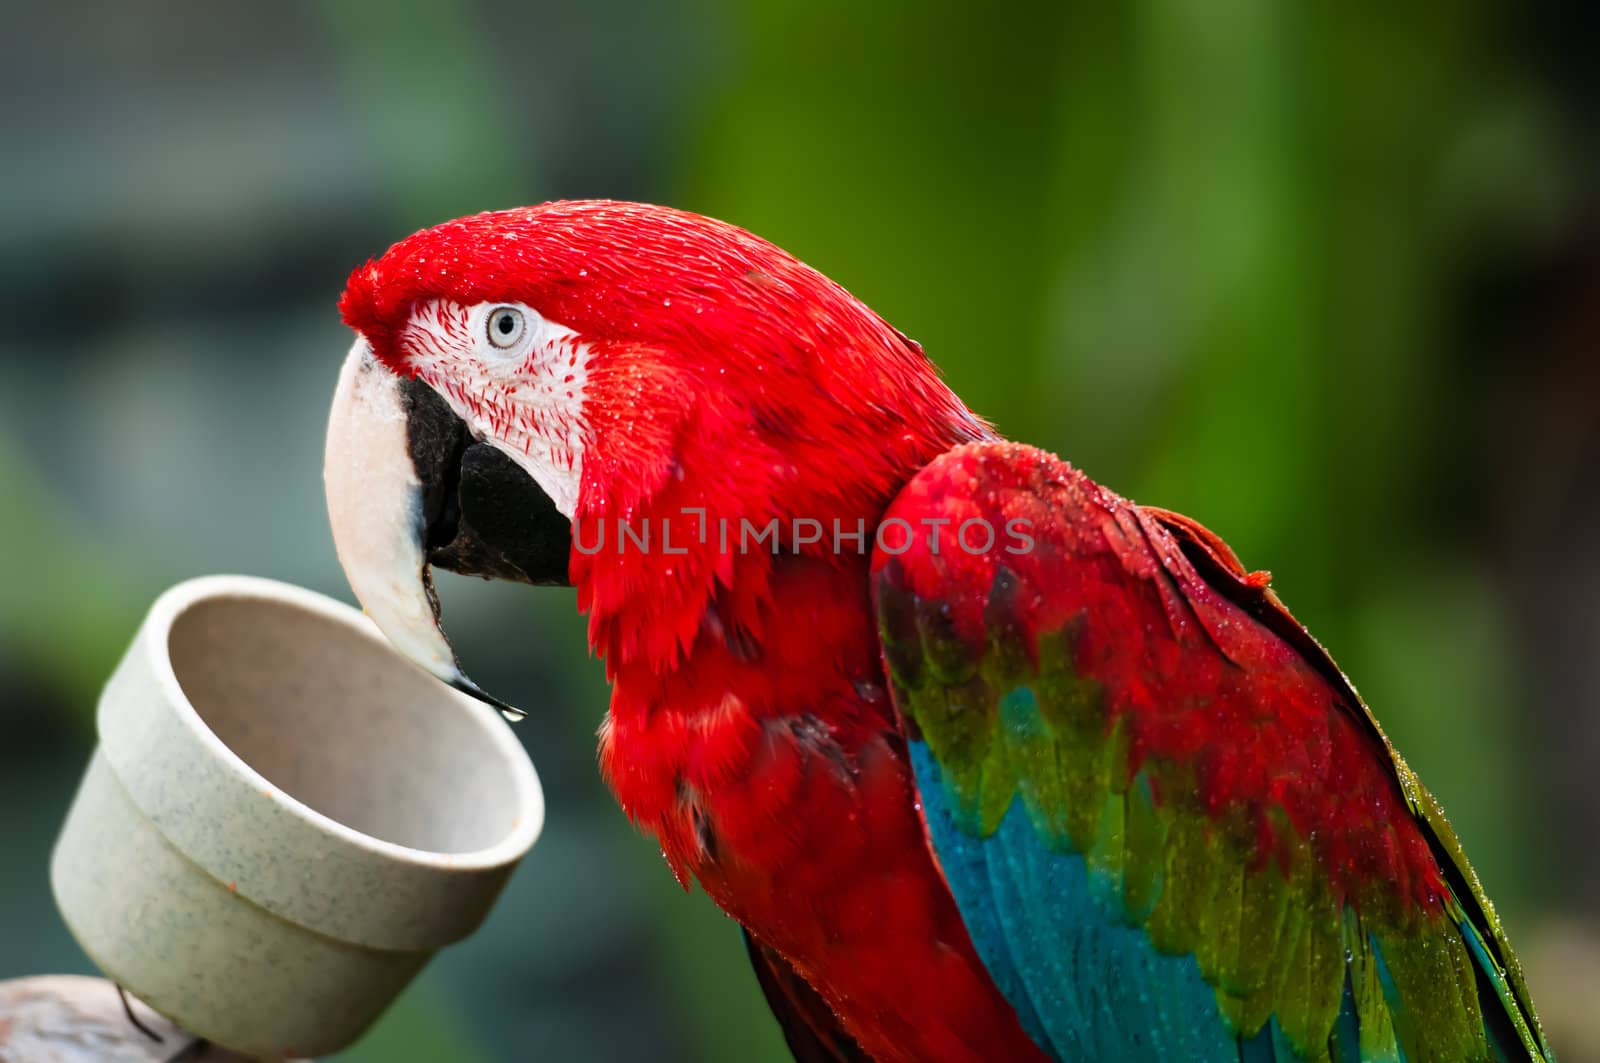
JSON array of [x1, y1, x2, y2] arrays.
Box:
[[340, 201, 992, 673]]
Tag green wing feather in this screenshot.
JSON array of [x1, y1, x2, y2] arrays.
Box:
[[871, 441, 1554, 1062]]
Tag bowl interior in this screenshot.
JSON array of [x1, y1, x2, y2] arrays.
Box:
[[166, 593, 524, 854]]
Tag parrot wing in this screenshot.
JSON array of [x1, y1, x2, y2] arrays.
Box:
[[743, 931, 871, 1063], [870, 441, 1552, 1062]]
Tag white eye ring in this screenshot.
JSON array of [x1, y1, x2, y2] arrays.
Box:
[[486, 306, 526, 349]]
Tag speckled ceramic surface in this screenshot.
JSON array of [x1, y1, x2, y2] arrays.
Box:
[[50, 575, 544, 1059]]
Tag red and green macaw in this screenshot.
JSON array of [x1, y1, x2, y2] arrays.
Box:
[[324, 201, 1553, 1062]]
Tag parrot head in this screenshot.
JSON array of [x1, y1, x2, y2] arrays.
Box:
[[325, 200, 985, 708]]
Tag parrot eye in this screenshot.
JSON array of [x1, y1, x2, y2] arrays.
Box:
[[486, 306, 526, 349]]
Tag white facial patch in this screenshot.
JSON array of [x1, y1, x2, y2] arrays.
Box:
[[403, 299, 589, 516]]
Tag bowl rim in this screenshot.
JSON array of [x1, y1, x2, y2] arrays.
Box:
[[140, 573, 544, 872]]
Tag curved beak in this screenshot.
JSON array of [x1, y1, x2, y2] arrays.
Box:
[[323, 338, 572, 720]]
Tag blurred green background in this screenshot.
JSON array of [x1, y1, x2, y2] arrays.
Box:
[[2, 2, 1597, 1060]]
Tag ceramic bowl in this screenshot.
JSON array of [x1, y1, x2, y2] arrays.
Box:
[[51, 575, 543, 1058]]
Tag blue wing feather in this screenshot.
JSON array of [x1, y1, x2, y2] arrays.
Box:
[[912, 740, 1247, 1062], [874, 442, 1553, 1061]]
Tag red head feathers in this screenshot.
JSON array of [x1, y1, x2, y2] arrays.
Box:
[[339, 200, 989, 669]]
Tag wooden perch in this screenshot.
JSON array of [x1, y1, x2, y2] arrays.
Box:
[[0, 976, 304, 1063]]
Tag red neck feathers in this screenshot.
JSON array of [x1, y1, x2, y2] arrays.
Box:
[[537, 205, 989, 681]]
